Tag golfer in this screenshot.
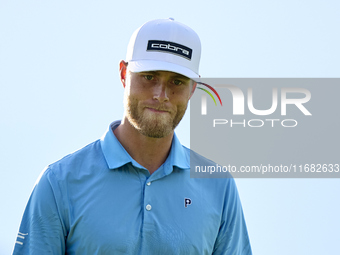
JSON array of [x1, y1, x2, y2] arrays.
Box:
[[13, 18, 252, 254]]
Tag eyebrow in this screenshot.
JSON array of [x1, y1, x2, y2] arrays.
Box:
[[138, 71, 190, 80]]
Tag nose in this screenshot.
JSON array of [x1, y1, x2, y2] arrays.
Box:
[[153, 80, 169, 102]]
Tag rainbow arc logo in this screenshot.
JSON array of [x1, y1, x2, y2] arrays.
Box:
[[196, 82, 223, 106]]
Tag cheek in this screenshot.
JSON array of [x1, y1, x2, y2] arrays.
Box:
[[172, 96, 190, 110], [170, 86, 191, 98], [126, 75, 149, 96], [171, 91, 191, 103], [127, 85, 148, 99]]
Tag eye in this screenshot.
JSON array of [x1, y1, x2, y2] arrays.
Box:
[[173, 79, 183, 86], [144, 75, 154, 81]]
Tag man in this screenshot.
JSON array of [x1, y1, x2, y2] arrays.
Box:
[[13, 18, 252, 254]]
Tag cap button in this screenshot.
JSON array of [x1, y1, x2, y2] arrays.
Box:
[[169, 17, 174, 21]]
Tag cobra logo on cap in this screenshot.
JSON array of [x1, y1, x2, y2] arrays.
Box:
[[147, 40, 193, 60]]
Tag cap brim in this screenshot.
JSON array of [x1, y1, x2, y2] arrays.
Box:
[[128, 60, 199, 79]]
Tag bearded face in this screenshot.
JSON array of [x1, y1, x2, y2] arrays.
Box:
[[123, 71, 193, 138]]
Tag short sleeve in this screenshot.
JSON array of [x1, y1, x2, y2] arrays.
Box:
[[212, 179, 252, 255], [13, 168, 67, 254]]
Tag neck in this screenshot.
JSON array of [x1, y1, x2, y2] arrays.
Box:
[[113, 117, 174, 174]]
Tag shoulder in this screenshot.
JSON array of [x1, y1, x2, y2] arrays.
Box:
[[182, 145, 234, 179], [180, 144, 219, 166], [179, 146, 237, 195], [186, 147, 217, 165], [43, 139, 107, 182]]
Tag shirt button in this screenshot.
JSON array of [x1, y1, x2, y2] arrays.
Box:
[[146, 204, 152, 211], [146, 182, 151, 186]]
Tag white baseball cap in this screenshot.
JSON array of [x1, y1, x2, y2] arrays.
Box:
[[126, 18, 201, 79]]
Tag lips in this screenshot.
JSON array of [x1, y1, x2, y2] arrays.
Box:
[[145, 107, 170, 113]]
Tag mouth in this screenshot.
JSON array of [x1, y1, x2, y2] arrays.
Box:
[[145, 107, 171, 114]]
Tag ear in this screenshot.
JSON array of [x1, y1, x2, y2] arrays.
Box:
[[119, 60, 128, 88], [188, 81, 197, 100]]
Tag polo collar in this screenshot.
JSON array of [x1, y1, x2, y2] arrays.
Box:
[[100, 121, 190, 172]]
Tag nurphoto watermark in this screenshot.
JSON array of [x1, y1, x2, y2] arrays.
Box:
[[190, 78, 339, 178]]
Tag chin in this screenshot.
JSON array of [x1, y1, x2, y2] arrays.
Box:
[[137, 117, 174, 138]]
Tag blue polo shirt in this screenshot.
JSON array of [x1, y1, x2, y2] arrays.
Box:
[[13, 121, 252, 254]]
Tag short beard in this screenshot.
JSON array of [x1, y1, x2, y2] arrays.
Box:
[[124, 94, 187, 138]]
